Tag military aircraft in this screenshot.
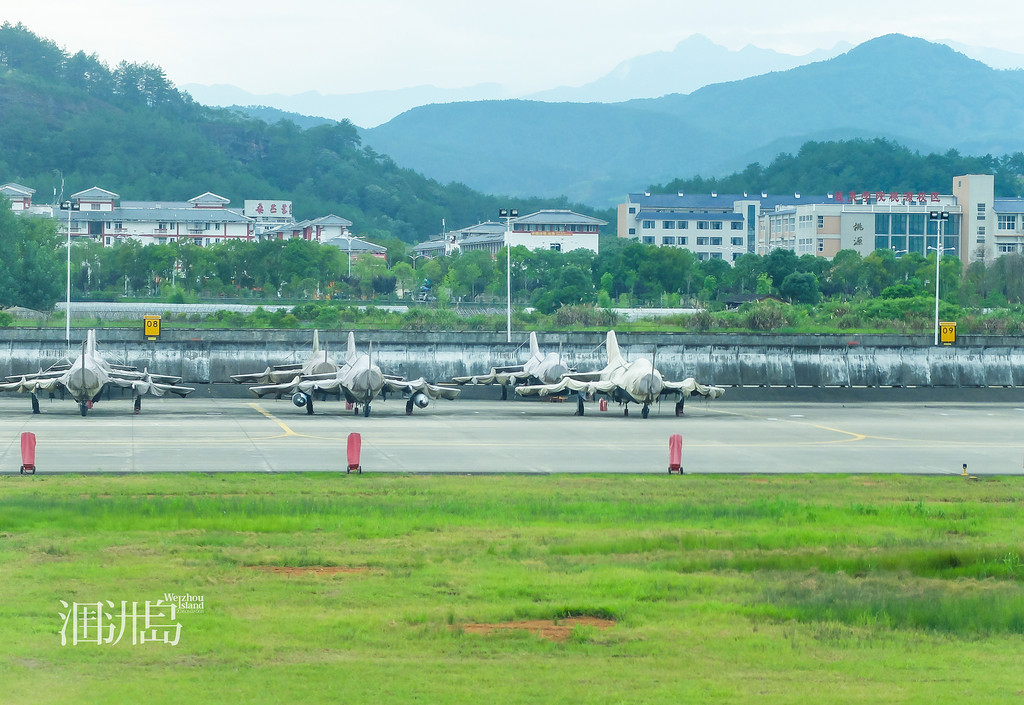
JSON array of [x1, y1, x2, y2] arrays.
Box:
[[0, 329, 194, 416], [452, 331, 573, 399], [515, 330, 723, 418], [240, 331, 460, 416], [230, 329, 338, 385]]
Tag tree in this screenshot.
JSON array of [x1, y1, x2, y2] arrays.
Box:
[[780, 272, 820, 304], [0, 202, 64, 310]]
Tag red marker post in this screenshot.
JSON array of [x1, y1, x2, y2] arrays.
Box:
[[668, 433, 683, 474], [346, 432, 362, 474], [20, 432, 36, 475]]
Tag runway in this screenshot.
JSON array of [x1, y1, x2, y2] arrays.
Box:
[[1, 394, 1023, 475]]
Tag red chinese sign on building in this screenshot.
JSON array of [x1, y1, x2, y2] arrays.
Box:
[[832, 190, 940, 204]]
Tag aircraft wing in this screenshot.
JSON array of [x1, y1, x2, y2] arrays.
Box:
[[515, 377, 617, 398], [384, 378, 461, 400], [0, 374, 64, 394], [108, 373, 195, 397], [452, 366, 525, 386], [231, 367, 275, 384], [662, 378, 726, 399]]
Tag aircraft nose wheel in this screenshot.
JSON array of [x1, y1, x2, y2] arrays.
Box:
[[79, 401, 88, 417], [363, 403, 371, 418]]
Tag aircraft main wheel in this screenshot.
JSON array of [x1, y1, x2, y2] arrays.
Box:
[[623, 406, 629, 417], [363, 403, 371, 418], [642, 404, 650, 419], [306, 396, 314, 415], [675, 399, 685, 417], [406, 398, 414, 415], [501, 385, 508, 401], [31, 394, 40, 414], [576, 397, 585, 416]]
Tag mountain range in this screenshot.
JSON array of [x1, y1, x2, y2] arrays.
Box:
[[358, 35, 1024, 206]]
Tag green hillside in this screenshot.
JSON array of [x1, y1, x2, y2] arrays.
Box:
[[364, 35, 1024, 206], [0, 23, 588, 243]]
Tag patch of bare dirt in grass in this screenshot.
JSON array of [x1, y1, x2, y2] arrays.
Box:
[[458, 616, 615, 642], [248, 565, 370, 576]]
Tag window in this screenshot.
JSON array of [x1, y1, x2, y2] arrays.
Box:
[[711, 252, 723, 259], [679, 221, 688, 229], [550, 243, 561, 251], [875, 213, 890, 234], [818, 239, 824, 252], [817, 215, 824, 228], [908, 214, 925, 235], [978, 226, 986, 236], [642, 236, 655, 244], [711, 222, 723, 230], [697, 221, 709, 230], [628, 207, 635, 214], [628, 228, 635, 235], [696, 237, 709, 245], [642, 220, 654, 229], [874, 235, 889, 251], [999, 214, 1017, 230], [999, 243, 1018, 253], [678, 237, 687, 245], [711, 237, 722, 246], [662, 236, 675, 245], [731, 222, 743, 230], [662, 220, 675, 229], [891, 213, 907, 235], [731, 237, 744, 246], [977, 203, 987, 216], [91, 203, 101, 210], [697, 252, 710, 261]]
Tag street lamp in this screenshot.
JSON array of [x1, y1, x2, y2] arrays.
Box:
[[499, 208, 518, 343], [58, 198, 80, 351], [928, 210, 950, 346]]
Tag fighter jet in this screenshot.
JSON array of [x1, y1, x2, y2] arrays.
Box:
[[452, 331, 573, 399], [242, 331, 460, 416], [230, 329, 338, 385], [515, 330, 723, 418], [0, 329, 194, 416]]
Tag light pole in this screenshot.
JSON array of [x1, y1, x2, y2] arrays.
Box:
[[58, 198, 79, 351], [928, 210, 950, 346], [499, 208, 518, 343]]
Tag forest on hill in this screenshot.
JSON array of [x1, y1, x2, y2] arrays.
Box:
[[0, 22, 593, 247]]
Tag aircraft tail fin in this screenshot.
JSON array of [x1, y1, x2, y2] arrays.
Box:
[[606, 330, 622, 366], [312, 329, 321, 354], [86, 329, 98, 358], [346, 331, 357, 364], [529, 331, 540, 358]]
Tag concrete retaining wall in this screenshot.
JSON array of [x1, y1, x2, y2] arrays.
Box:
[[2, 329, 1024, 389]]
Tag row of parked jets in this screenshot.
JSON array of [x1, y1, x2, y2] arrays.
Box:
[[0, 329, 723, 418]]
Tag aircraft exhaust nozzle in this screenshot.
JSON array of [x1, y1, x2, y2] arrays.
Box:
[[411, 392, 429, 409], [292, 392, 309, 408]]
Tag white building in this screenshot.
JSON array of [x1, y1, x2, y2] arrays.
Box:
[[617, 175, 1017, 266], [412, 210, 605, 260]]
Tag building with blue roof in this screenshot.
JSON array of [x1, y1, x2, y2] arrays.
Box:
[[617, 175, 1024, 266]]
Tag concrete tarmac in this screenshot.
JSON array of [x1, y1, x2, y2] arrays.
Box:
[[2, 394, 1023, 475]]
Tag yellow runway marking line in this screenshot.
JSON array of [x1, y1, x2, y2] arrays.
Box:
[[246, 401, 303, 434]]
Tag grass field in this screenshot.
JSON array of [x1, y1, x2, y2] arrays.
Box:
[[1, 473, 1022, 704]]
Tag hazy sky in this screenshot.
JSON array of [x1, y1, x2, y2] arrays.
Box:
[[4, 0, 1022, 95]]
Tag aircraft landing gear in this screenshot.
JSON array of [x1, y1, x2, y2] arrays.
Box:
[[501, 384, 508, 401], [79, 401, 88, 417], [623, 405, 629, 417], [641, 403, 650, 419], [363, 403, 371, 418], [31, 393, 40, 415], [134, 396, 142, 414], [406, 397, 414, 415], [306, 395, 314, 415], [675, 398, 685, 417], [575, 396, 585, 416]]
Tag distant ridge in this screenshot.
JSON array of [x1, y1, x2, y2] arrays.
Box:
[[361, 35, 1024, 206]]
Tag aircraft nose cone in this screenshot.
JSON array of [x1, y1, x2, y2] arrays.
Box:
[[352, 368, 384, 401], [640, 373, 663, 398], [542, 363, 569, 384]]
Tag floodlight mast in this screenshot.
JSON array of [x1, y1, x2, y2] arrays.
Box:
[[499, 208, 518, 343]]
